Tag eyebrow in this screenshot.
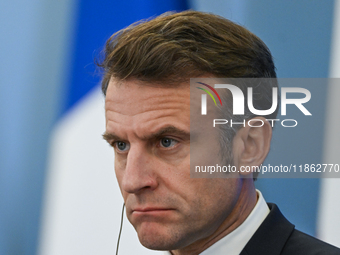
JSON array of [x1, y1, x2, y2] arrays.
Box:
[[102, 132, 121, 143], [102, 125, 190, 143]]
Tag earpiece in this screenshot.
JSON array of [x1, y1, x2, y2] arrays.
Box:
[[116, 203, 125, 255]]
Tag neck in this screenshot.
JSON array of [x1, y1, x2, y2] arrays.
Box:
[[170, 178, 257, 255]]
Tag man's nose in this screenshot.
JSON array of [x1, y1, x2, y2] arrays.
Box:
[[120, 145, 158, 194]]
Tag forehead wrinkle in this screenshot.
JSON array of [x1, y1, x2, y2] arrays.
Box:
[[105, 91, 189, 116], [105, 107, 185, 120], [105, 108, 188, 140], [133, 110, 189, 138], [105, 97, 189, 117]]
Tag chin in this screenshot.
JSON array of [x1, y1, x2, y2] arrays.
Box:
[[136, 223, 183, 251], [138, 233, 176, 251]]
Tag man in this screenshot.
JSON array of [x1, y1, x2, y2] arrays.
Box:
[[100, 11, 340, 254]]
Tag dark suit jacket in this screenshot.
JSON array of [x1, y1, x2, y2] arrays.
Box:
[[240, 203, 340, 255]]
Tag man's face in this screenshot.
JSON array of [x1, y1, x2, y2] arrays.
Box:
[[104, 78, 242, 251]]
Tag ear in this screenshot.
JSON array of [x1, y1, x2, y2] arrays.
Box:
[[232, 117, 272, 177]]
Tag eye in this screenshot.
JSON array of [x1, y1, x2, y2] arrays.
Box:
[[160, 137, 178, 148], [114, 141, 130, 152]]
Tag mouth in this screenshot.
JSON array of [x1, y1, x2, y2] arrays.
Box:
[[132, 207, 175, 217]]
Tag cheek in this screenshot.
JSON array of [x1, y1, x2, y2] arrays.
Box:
[[167, 179, 241, 243], [199, 180, 240, 228], [114, 158, 126, 195], [184, 178, 240, 215]]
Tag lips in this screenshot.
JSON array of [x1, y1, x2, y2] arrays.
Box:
[[133, 207, 173, 212], [132, 207, 175, 217]]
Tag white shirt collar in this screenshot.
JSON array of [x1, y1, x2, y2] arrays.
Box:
[[163, 189, 269, 255]]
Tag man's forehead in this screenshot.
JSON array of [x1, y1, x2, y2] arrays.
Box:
[[104, 78, 193, 129], [106, 78, 190, 105]]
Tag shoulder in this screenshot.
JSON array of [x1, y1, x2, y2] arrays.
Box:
[[282, 228, 340, 255], [241, 203, 340, 255]]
